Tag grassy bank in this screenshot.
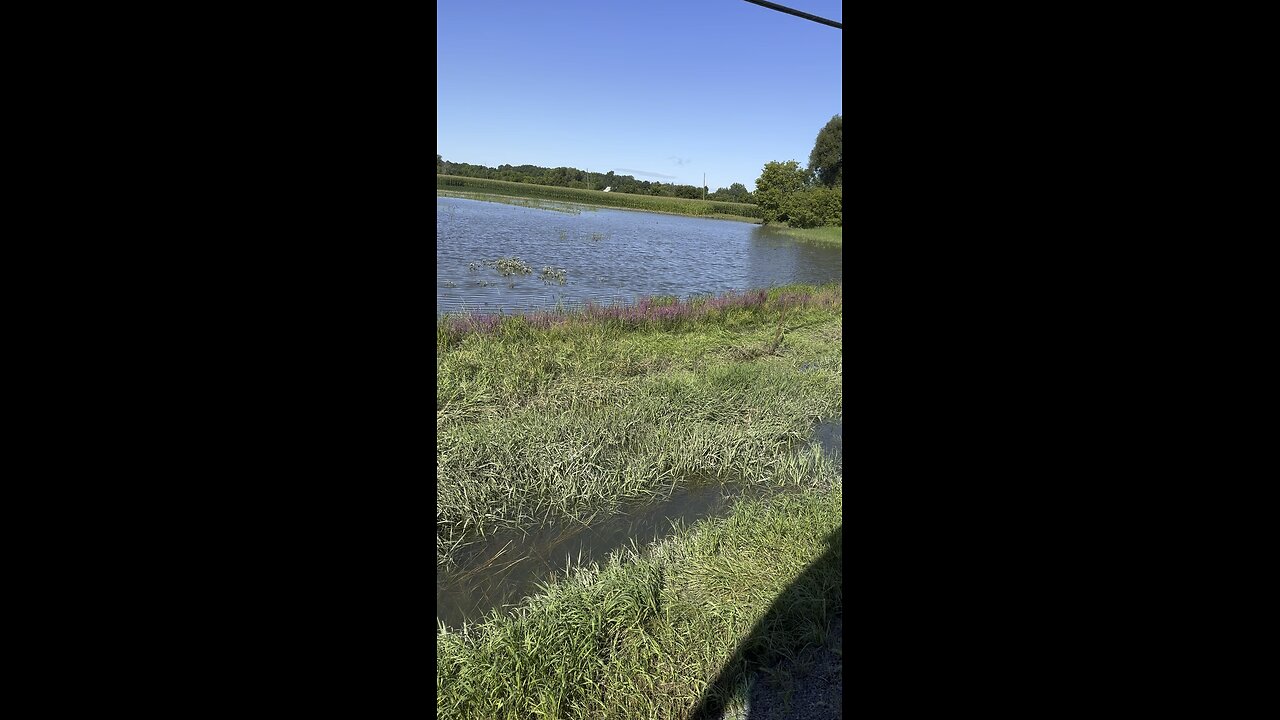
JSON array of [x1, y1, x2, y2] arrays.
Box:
[[770, 224, 842, 246], [437, 283, 843, 718], [438, 174, 764, 222], [437, 484, 841, 720], [437, 284, 843, 569]]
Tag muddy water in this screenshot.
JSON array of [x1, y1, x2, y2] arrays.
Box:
[[437, 483, 736, 628]]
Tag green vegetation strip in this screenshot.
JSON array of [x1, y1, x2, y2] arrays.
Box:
[[438, 174, 764, 221], [437, 284, 843, 718], [437, 284, 843, 569], [437, 485, 842, 720], [439, 190, 593, 215], [772, 224, 843, 246]]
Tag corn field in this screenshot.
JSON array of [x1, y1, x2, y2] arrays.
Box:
[[438, 174, 764, 219]]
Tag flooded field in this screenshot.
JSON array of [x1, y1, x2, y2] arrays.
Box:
[[437, 195, 842, 315], [436, 418, 843, 629], [437, 483, 734, 628]]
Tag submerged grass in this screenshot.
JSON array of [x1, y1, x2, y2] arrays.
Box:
[[770, 224, 843, 246], [437, 484, 842, 720], [439, 189, 590, 215]]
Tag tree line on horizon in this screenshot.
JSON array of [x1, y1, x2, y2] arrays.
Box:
[[435, 157, 751, 203], [437, 112, 841, 227]]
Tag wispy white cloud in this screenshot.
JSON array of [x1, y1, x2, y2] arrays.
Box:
[[615, 168, 678, 179]]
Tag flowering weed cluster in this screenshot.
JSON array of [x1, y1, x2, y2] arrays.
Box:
[[438, 283, 841, 346]]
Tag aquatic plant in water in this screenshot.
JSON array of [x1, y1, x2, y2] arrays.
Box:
[[483, 257, 534, 277], [539, 266, 568, 285], [500, 257, 532, 276]]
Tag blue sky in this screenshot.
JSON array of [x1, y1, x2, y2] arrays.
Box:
[[437, 0, 842, 191]]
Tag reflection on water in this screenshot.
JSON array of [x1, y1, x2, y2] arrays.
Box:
[[437, 196, 842, 315], [437, 483, 735, 629], [813, 417, 842, 469], [437, 420, 844, 629]]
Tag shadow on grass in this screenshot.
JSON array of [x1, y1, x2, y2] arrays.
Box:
[[689, 524, 842, 720]]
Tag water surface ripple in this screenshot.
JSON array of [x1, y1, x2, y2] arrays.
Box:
[[437, 196, 842, 315]]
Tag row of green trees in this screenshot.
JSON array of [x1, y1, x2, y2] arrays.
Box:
[[435, 157, 734, 200], [437, 112, 840, 223], [753, 114, 842, 228], [706, 182, 753, 204]]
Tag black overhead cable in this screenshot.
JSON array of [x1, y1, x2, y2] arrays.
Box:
[[742, 0, 842, 29]]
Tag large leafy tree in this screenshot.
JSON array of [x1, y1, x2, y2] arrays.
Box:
[[808, 114, 842, 187], [754, 160, 811, 223]]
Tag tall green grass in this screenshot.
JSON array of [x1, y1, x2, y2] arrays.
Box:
[[438, 174, 764, 220], [437, 485, 842, 720], [436, 284, 843, 570], [771, 225, 843, 246], [437, 283, 843, 719]]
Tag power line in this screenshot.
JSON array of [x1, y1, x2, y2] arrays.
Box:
[[742, 0, 841, 29]]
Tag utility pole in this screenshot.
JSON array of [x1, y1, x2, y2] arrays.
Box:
[[703, 173, 707, 200]]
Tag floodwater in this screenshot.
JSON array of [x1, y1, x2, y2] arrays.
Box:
[[814, 418, 842, 468], [436, 420, 846, 629], [435, 194, 844, 628], [436, 195, 843, 315], [436, 482, 737, 629]]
